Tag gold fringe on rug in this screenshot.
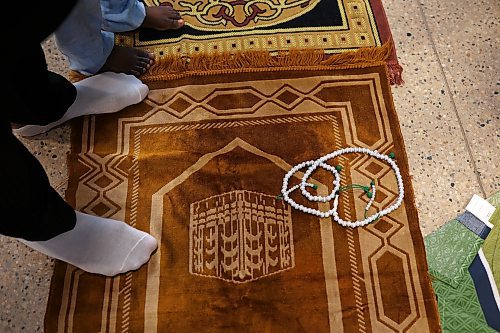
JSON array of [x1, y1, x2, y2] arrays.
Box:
[[321, 41, 393, 66], [69, 42, 403, 84], [69, 71, 87, 83]]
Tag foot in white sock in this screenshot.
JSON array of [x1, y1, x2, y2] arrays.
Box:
[[20, 211, 157, 276], [15, 72, 149, 137]]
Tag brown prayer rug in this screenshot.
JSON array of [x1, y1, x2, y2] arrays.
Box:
[[116, 0, 403, 84], [47, 62, 439, 332]]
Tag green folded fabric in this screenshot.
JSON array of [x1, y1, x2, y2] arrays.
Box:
[[432, 273, 496, 333], [425, 193, 500, 333], [485, 191, 500, 289], [425, 220, 484, 287]]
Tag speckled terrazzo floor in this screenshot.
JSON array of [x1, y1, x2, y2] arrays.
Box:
[[1, 1, 499, 331]]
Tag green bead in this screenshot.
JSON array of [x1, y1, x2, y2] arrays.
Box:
[[335, 165, 342, 171], [389, 152, 395, 159], [312, 184, 318, 190], [276, 195, 282, 201], [362, 186, 370, 192], [370, 180, 375, 186], [367, 192, 373, 198]]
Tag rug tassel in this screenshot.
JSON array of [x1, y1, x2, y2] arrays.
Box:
[[387, 60, 404, 85]]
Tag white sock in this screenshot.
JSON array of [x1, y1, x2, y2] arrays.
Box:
[[15, 72, 149, 137], [20, 211, 157, 276]]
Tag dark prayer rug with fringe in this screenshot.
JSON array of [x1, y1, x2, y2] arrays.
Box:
[[116, 0, 403, 84], [46, 60, 438, 332]]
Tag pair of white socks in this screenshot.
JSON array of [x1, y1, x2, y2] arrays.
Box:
[[18, 73, 157, 276], [21, 212, 157, 276], [15, 72, 149, 137]]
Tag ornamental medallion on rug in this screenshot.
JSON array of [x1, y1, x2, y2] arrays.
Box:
[[147, 0, 322, 30]]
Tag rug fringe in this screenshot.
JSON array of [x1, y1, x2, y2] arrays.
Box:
[[144, 42, 396, 82], [145, 48, 327, 78], [69, 42, 399, 83], [322, 41, 393, 66]]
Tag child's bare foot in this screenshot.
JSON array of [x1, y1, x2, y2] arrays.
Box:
[[99, 46, 155, 77], [142, 4, 184, 31]]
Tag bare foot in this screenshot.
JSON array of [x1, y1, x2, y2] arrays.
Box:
[[142, 4, 184, 31], [99, 46, 155, 77]]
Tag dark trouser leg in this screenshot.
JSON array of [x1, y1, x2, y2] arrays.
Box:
[[0, 125, 76, 241]]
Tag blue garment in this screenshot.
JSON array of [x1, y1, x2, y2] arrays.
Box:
[[55, 0, 146, 74]]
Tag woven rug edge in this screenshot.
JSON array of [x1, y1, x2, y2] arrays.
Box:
[[69, 42, 403, 85]]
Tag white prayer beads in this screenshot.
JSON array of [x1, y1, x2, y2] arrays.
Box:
[[280, 147, 404, 228]]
